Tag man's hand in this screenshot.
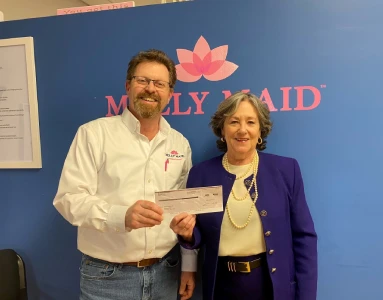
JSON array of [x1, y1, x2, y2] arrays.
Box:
[[125, 200, 163, 229], [170, 212, 196, 242], [179, 271, 196, 300]]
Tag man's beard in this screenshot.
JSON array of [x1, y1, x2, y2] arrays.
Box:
[[133, 92, 161, 119]]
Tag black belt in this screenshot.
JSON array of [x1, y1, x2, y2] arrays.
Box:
[[220, 256, 264, 273]]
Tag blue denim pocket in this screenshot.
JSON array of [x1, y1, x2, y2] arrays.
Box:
[[80, 255, 116, 280]]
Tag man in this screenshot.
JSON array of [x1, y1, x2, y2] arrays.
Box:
[[53, 49, 196, 300]]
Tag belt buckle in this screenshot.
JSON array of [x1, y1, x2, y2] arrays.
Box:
[[227, 261, 236, 272], [137, 260, 146, 268], [240, 261, 251, 273]]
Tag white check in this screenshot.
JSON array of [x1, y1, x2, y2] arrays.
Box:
[[155, 185, 223, 215]]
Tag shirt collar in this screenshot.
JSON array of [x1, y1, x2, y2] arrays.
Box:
[[121, 108, 171, 136]]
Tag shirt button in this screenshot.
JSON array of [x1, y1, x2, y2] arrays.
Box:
[[260, 210, 267, 217], [148, 250, 153, 254], [265, 231, 271, 237], [271, 268, 277, 273], [269, 249, 274, 255], [148, 179, 151, 183]]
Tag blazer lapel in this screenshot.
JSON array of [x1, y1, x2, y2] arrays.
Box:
[[208, 155, 235, 228], [246, 152, 277, 213]]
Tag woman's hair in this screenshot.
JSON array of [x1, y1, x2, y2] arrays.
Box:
[[210, 91, 273, 152]]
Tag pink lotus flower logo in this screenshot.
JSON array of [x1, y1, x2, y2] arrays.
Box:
[[175, 36, 238, 82], [170, 150, 178, 155]]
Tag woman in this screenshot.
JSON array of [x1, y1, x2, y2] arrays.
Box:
[[171, 91, 317, 300]]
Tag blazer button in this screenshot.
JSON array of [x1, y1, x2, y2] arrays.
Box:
[[245, 179, 252, 187], [264, 231, 271, 237], [269, 249, 274, 255], [260, 210, 267, 217], [271, 268, 277, 273]]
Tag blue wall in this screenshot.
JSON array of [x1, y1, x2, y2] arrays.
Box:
[[0, 0, 382, 299]]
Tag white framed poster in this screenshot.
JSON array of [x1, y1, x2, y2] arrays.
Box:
[[0, 37, 42, 168]]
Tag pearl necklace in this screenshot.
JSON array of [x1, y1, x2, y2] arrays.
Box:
[[232, 160, 253, 181], [223, 153, 259, 201], [222, 151, 259, 229]]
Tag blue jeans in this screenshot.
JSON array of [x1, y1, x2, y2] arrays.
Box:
[[79, 247, 180, 300]]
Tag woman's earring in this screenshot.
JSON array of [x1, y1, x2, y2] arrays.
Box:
[[257, 137, 263, 145], [221, 137, 226, 142]]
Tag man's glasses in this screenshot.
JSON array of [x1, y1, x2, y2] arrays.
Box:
[[132, 76, 171, 90]]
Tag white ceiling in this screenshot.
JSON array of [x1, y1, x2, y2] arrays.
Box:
[[0, 0, 180, 21], [81, 0, 123, 5], [81, 0, 171, 6]]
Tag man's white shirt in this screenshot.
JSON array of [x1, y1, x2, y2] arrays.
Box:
[[53, 108, 197, 271]]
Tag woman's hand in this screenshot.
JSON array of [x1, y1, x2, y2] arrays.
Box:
[[170, 213, 196, 243]]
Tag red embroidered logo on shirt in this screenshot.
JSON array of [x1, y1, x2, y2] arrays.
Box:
[[165, 150, 184, 171], [166, 150, 184, 159]]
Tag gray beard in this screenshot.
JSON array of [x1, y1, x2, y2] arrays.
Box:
[[134, 99, 161, 119]]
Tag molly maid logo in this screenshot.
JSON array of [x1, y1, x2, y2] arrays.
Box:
[[164, 150, 184, 172], [105, 36, 325, 116], [166, 150, 185, 159], [175, 36, 238, 82]]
